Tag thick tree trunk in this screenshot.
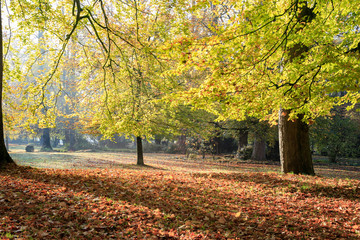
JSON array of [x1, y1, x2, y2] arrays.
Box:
[[0, 8, 15, 167], [40, 128, 53, 151], [251, 137, 266, 161], [0, 125, 12, 166], [136, 136, 144, 165], [0, 131, 12, 166], [236, 130, 248, 159], [278, 109, 314, 175]]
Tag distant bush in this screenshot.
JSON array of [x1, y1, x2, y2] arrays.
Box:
[[25, 145, 34, 152], [73, 136, 97, 150], [240, 145, 252, 160], [165, 143, 184, 154], [40, 147, 53, 152], [143, 142, 166, 153]]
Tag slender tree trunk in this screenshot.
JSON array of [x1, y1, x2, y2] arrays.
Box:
[[177, 135, 186, 155], [53, 137, 59, 148], [0, 7, 15, 167], [236, 130, 248, 159], [65, 129, 76, 151], [136, 136, 144, 165], [328, 147, 339, 163], [40, 128, 53, 151], [278, 109, 314, 175], [251, 137, 266, 161]]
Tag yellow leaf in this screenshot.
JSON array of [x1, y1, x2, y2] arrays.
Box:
[[235, 211, 242, 218]]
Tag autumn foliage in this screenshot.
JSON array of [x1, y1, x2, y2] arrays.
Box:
[[1, 163, 359, 239]]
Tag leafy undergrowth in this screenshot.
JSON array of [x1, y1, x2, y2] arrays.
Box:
[[1, 165, 359, 239]]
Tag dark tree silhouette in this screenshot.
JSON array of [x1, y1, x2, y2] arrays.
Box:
[[0, 3, 15, 167]]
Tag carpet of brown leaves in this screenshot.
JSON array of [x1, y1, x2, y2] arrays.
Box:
[[1, 157, 359, 239]]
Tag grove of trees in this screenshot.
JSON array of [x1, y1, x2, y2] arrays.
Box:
[[1, 0, 360, 175]]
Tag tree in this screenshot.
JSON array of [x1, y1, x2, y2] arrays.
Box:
[[69, 0, 186, 165], [40, 126, 53, 151], [8, 0, 218, 166], [216, 119, 274, 161], [215, 120, 249, 159], [171, 0, 360, 175], [7, 2, 61, 153], [250, 121, 272, 162], [0, 1, 15, 166]]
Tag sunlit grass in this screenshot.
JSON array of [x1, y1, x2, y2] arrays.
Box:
[[9, 144, 360, 180]]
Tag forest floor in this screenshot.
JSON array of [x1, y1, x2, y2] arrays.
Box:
[[0, 144, 359, 239]]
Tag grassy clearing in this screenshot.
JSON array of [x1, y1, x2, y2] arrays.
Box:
[[1, 144, 359, 239], [9, 144, 360, 179], [9, 144, 280, 173]]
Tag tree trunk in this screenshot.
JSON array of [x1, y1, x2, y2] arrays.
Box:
[[53, 137, 59, 148], [136, 136, 144, 165], [236, 130, 248, 159], [40, 128, 53, 151], [328, 153, 337, 163], [177, 135, 186, 155], [0, 8, 15, 167], [278, 109, 314, 175], [267, 140, 280, 161], [251, 137, 266, 161], [65, 129, 76, 151], [328, 147, 339, 163], [0, 128, 12, 166]]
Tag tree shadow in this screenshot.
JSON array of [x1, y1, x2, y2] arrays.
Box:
[[193, 172, 360, 201]]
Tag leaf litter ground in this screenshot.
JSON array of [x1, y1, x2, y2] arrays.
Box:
[[0, 146, 359, 239]]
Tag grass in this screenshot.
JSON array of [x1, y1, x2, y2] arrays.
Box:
[[9, 144, 360, 179]]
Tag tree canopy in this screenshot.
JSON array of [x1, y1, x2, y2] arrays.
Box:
[[171, 0, 360, 123]]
